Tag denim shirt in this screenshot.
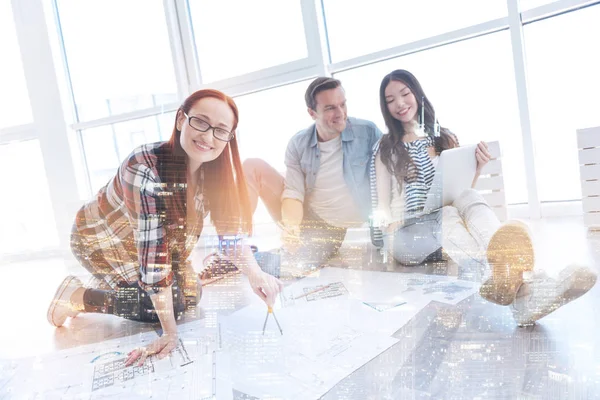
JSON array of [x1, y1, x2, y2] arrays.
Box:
[[282, 117, 383, 222]]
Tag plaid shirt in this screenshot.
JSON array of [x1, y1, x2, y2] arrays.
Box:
[[73, 142, 207, 294]]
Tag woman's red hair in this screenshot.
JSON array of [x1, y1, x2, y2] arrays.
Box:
[[167, 89, 252, 236]]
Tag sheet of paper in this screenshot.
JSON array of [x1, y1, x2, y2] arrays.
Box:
[[0, 321, 231, 400], [277, 268, 477, 337], [316, 267, 479, 306], [219, 302, 399, 399]]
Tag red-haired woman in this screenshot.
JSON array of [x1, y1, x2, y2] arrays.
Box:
[[47, 89, 283, 365]]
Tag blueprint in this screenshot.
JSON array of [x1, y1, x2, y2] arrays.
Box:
[[217, 268, 478, 398], [317, 267, 479, 306], [0, 268, 479, 400], [218, 302, 399, 399], [0, 321, 231, 400]]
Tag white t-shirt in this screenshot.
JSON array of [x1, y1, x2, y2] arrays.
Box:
[[308, 135, 363, 228]]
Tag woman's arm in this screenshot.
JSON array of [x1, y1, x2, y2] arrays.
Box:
[[124, 285, 179, 367], [149, 286, 178, 333], [121, 161, 182, 366], [471, 141, 492, 188], [227, 240, 284, 306]]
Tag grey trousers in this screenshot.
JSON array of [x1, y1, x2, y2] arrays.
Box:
[[386, 189, 501, 275]]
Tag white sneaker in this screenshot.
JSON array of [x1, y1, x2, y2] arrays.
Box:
[[47, 276, 83, 327], [511, 264, 598, 326], [480, 220, 535, 306]]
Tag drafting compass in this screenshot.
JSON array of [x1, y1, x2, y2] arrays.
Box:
[[261, 306, 283, 335]]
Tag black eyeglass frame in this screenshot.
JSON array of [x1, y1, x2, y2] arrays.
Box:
[[182, 112, 235, 142]]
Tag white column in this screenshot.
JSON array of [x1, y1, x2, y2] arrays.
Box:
[[507, 0, 541, 219], [12, 0, 81, 251], [166, 0, 195, 98], [302, 0, 332, 77]]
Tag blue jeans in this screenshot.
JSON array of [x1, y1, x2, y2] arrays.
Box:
[[385, 189, 501, 279], [386, 209, 443, 266], [254, 207, 347, 279]]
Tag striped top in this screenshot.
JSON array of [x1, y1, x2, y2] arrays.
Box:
[[369, 139, 384, 248], [403, 136, 436, 215], [369, 136, 437, 248]]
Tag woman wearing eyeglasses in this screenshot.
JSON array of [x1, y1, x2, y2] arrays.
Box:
[[47, 89, 283, 365]]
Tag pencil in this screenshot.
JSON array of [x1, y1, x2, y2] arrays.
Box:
[[201, 275, 226, 286], [293, 283, 334, 300]]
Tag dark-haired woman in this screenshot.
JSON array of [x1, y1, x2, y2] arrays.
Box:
[[372, 69, 596, 326]]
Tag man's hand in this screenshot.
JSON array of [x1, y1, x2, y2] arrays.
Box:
[[248, 270, 284, 307], [125, 332, 178, 367], [280, 224, 302, 254]]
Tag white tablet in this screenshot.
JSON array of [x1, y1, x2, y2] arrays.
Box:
[[422, 144, 478, 213]]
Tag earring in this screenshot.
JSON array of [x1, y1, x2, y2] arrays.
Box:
[[431, 105, 440, 137], [417, 96, 425, 135]]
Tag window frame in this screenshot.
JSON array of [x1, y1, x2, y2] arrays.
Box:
[[174, 0, 330, 97], [5, 0, 600, 259]]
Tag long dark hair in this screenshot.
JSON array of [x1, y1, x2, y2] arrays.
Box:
[[161, 89, 252, 237], [379, 69, 458, 184]]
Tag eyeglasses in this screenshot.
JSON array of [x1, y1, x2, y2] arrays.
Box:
[[183, 112, 234, 142]]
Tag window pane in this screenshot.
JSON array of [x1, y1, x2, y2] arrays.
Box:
[[188, 0, 308, 83], [234, 81, 312, 174], [81, 112, 176, 193], [324, 0, 507, 62], [55, 0, 178, 121], [519, 0, 560, 11], [233, 80, 312, 228], [0, 140, 58, 255], [0, 1, 32, 128], [335, 31, 527, 204], [524, 6, 600, 202]]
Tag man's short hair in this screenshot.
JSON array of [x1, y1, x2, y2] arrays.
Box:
[[305, 77, 342, 110]]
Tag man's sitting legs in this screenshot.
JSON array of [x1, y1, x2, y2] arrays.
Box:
[[243, 158, 285, 223]]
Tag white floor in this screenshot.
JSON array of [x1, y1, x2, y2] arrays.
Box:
[[0, 216, 598, 364]]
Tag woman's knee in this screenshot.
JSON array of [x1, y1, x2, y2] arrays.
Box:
[[453, 188, 488, 212], [442, 205, 461, 220], [393, 253, 428, 266], [391, 238, 430, 266]]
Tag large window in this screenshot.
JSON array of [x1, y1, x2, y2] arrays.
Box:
[[232, 80, 313, 226], [55, 0, 178, 121], [234, 80, 313, 173], [323, 0, 507, 62], [81, 112, 176, 193], [10, 0, 597, 258], [0, 140, 59, 255], [335, 31, 528, 204], [524, 5, 600, 202], [188, 0, 308, 83], [0, 1, 32, 129]]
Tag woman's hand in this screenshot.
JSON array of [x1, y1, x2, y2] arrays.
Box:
[[385, 221, 401, 235], [125, 332, 178, 367], [475, 141, 491, 172], [248, 269, 284, 307]]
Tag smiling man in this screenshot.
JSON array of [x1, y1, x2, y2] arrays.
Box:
[[243, 77, 382, 273]]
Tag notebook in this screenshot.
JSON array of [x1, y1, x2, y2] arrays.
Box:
[[422, 144, 478, 214]]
